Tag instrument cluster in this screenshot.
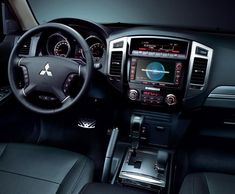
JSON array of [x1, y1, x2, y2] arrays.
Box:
[[43, 31, 106, 64]]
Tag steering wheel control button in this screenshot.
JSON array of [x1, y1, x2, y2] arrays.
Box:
[[63, 74, 77, 94], [39, 95, 56, 101], [128, 89, 139, 101], [165, 94, 177, 106], [21, 66, 29, 86], [113, 41, 124, 48]]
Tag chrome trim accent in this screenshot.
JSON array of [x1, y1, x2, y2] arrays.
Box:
[[120, 171, 165, 187], [108, 37, 128, 77], [61, 96, 70, 104], [145, 87, 160, 91], [208, 94, 235, 99], [224, 121, 235, 126], [17, 58, 23, 67], [78, 65, 81, 76], [186, 41, 213, 91], [22, 89, 26, 96]]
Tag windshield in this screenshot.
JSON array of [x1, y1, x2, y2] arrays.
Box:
[[28, 0, 234, 32]]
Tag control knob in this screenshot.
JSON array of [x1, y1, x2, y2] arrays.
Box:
[[165, 94, 177, 106], [128, 89, 139, 101]]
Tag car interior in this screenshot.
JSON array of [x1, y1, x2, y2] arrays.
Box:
[[0, 0, 235, 194]]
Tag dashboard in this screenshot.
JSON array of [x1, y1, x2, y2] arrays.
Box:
[[16, 18, 235, 111]]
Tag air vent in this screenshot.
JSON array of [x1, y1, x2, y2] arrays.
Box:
[[109, 51, 123, 77], [19, 38, 31, 55], [190, 57, 208, 85]]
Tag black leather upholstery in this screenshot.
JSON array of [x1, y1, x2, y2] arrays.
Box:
[[0, 143, 94, 194], [80, 183, 153, 194], [180, 172, 235, 194]]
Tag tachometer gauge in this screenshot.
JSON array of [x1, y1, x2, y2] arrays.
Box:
[[86, 35, 106, 63], [54, 40, 71, 57], [90, 42, 105, 62]]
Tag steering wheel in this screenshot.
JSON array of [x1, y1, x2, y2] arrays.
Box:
[[8, 23, 93, 114]]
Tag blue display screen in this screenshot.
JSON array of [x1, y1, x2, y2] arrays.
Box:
[[135, 58, 176, 83]]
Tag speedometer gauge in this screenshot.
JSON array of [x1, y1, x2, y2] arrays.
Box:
[[54, 40, 71, 57], [90, 42, 105, 62]]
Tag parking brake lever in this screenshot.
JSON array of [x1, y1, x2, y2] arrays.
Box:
[[101, 127, 119, 183]]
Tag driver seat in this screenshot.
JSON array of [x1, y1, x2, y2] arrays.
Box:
[[0, 143, 94, 194]]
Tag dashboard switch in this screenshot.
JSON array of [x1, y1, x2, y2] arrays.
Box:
[[113, 41, 124, 48], [128, 89, 139, 101], [196, 46, 208, 56], [165, 94, 177, 106]]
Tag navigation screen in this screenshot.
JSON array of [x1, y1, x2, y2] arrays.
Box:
[[135, 58, 176, 83]]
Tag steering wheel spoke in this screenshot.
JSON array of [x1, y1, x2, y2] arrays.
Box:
[[79, 64, 87, 79], [18, 84, 36, 98], [52, 87, 70, 103]]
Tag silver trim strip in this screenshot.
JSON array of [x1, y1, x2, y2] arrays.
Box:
[[120, 171, 165, 187], [145, 87, 160, 91], [108, 37, 128, 77], [61, 96, 70, 104], [224, 121, 235, 126], [22, 89, 26, 96], [17, 58, 23, 67], [208, 94, 235, 99], [187, 41, 213, 90]]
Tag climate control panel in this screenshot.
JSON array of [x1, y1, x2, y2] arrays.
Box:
[[128, 88, 179, 107]]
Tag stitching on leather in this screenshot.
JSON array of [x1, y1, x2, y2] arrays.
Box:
[[78, 182, 90, 194], [70, 158, 87, 194], [0, 144, 8, 158], [204, 173, 211, 194], [192, 174, 195, 194], [57, 156, 86, 194], [0, 169, 59, 184]]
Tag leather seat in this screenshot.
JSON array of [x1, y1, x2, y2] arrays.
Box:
[[180, 172, 235, 194], [0, 143, 94, 194]]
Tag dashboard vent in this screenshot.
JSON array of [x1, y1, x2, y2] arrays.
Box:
[[19, 38, 31, 55], [109, 51, 123, 77], [190, 57, 208, 85]]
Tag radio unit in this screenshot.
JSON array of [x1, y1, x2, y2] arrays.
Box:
[[127, 37, 189, 107]]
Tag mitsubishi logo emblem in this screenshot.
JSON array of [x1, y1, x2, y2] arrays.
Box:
[[40, 63, 53, 77]]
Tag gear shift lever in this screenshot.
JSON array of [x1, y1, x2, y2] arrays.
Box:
[[130, 115, 144, 150]]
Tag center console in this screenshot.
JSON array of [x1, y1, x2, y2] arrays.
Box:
[[106, 35, 213, 194], [117, 115, 170, 193], [119, 148, 169, 192]]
